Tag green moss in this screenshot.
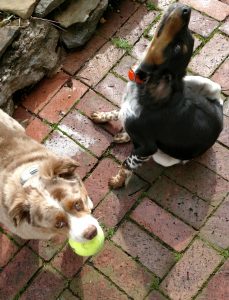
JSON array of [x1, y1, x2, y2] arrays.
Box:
[[111, 37, 133, 54]]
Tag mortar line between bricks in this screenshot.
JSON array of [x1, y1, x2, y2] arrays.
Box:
[[195, 157, 229, 182], [197, 234, 229, 258], [157, 235, 224, 298], [96, 2, 141, 42], [217, 140, 229, 151], [13, 256, 44, 300], [107, 237, 164, 281], [20, 71, 71, 115], [55, 126, 101, 160], [145, 190, 206, 232], [144, 12, 162, 40], [163, 169, 225, 205], [163, 174, 229, 231], [0, 242, 26, 273], [88, 261, 134, 300], [191, 251, 225, 300]]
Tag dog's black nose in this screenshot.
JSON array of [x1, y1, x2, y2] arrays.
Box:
[[182, 6, 191, 17], [83, 225, 97, 240]]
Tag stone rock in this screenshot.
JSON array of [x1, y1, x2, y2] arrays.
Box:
[[61, 0, 108, 49], [0, 20, 60, 114], [54, 0, 100, 28], [0, 0, 38, 19], [34, 0, 66, 17], [0, 26, 19, 59], [1, 98, 14, 115]]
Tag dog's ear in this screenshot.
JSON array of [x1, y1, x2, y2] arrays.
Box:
[[9, 201, 31, 227], [53, 158, 79, 180], [41, 157, 79, 180]]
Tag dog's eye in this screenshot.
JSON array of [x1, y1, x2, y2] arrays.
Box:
[[74, 202, 82, 211], [174, 44, 181, 54], [55, 220, 67, 229]]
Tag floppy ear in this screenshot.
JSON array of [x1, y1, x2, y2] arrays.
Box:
[[52, 157, 79, 180], [9, 201, 31, 227]]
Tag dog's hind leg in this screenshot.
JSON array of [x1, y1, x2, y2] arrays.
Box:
[[184, 75, 223, 105], [109, 153, 150, 189], [91, 110, 119, 123]]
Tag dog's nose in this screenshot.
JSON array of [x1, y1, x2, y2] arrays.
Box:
[[83, 225, 97, 240], [182, 6, 191, 17]]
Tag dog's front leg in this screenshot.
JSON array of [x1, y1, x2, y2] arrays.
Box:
[[109, 153, 150, 189], [91, 110, 119, 123]]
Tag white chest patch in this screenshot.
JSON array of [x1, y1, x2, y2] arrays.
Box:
[[119, 82, 142, 126]]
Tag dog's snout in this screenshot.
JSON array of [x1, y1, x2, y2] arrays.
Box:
[[182, 6, 191, 18], [83, 225, 97, 240]]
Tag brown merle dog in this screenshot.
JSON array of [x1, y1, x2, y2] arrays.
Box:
[[91, 3, 223, 188]]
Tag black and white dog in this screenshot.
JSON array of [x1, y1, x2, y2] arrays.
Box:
[[91, 3, 223, 188]]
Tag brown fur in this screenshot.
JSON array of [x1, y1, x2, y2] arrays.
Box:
[[144, 9, 185, 65], [0, 109, 96, 241]]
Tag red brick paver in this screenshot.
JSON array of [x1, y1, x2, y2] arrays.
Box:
[[58, 289, 79, 300], [148, 176, 213, 229], [112, 221, 175, 277], [131, 198, 196, 252], [51, 244, 86, 278], [23, 72, 70, 114], [70, 265, 128, 300], [189, 9, 219, 37], [59, 109, 112, 157], [165, 161, 228, 206], [0, 233, 18, 268], [78, 42, 125, 87], [196, 259, 229, 300], [39, 80, 88, 123], [180, 0, 229, 21], [113, 55, 137, 81], [189, 33, 229, 76], [95, 73, 126, 107], [20, 266, 67, 300], [94, 175, 146, 227], [218, 115, 229, 147], [211, 59, 229, 96], [92, 241, 153, 300], [0, 247, 40, 300], [200, 195, 229, 249], [160, 239, 222, 300]]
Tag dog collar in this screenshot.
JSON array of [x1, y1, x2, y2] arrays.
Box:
[[20, 165, 39, 185], [128, 68, 144, 84]]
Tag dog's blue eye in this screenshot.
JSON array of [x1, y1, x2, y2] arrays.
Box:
[[174, 44, 181, 54], [74, 202, 81, 211]]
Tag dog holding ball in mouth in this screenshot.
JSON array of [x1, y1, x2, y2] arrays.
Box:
[[0, 108, 103, 253]]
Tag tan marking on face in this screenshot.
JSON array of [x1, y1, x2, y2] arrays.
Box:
[[144, 10, 185, 65]]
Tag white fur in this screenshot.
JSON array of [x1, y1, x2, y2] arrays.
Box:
[[87, 196, 94, 210], [68, 214, 101, 243], [152, 150, 182, 167], [184, 75, 222, 105], [119, 82, 142, 126]]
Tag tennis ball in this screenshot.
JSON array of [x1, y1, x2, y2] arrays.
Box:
[[69, 226, 104, 257]]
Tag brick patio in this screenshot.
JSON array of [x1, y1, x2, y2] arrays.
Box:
[[1, 0, 229, 299]]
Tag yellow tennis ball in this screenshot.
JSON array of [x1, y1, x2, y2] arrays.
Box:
[[69, 226, 104, 257]]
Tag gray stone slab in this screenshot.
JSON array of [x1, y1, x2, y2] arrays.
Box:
[[0, 0, 38, 19], [53, 0, 100, 28], [0, 26, 19, 59], [34, 0, 66, 17]]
